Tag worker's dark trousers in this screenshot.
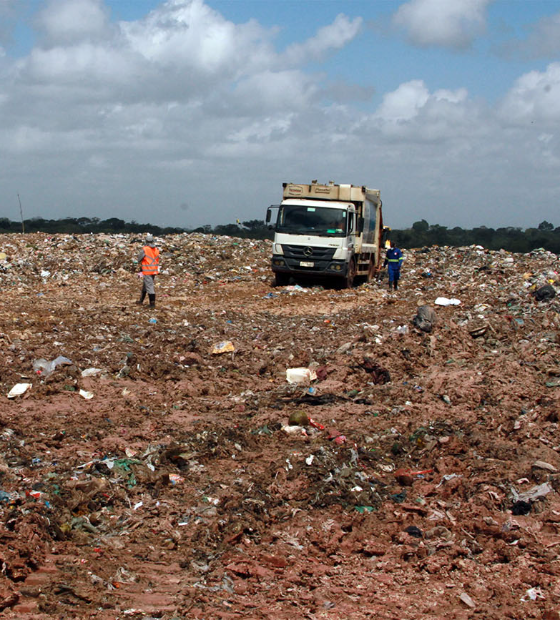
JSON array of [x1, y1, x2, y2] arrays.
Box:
[[388, 268, 400, 290]]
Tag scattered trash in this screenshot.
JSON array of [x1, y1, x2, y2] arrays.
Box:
[[308, 417, 325, 430], [532, 460, 557, 473], [282, 425, 307, 435], [436, 473, 462, 487], [460, 592, 476, 609], [284, 284, 310, 292], [469, 320, 489, 338], [7, 383, 32, 399], [286, 367, 317, 384], [533, 284, 556, 301], [337, 342, 353, 354], [212, 341, 235, 354], [81, 368, 103, 377], [435, 297, 461, 306], [521, 587, 545, 602], [33, 356, 72, 377], [514, 482, 553, 504]]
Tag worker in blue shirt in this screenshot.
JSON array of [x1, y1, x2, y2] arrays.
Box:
[[384, 241, 404, 291]]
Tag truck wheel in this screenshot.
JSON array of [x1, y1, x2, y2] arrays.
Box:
[[343, 259, 356, 289], [274, 272, 290, 287]]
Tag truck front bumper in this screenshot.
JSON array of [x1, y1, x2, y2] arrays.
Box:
[[271, 256, 349, 276]]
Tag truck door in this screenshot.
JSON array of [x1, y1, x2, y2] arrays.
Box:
[[348, 212, 355, 249]]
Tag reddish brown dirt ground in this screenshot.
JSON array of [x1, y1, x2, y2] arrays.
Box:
[[0, 233, 559, 619]]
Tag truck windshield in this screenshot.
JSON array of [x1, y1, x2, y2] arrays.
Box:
[[277, 206, 347, 236]]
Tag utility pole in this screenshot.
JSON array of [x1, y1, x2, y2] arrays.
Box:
[[17, 193, 24, 233]]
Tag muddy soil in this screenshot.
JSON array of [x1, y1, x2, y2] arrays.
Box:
[[0, 233, 559, 619]]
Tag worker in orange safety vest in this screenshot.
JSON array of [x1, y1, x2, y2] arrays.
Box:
[[136, 233, 160, 307]]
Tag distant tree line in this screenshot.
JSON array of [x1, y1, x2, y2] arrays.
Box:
[[0, 216, 269, 238], [0, 216, 186, 236], [0, 215, 559, 253], [390, 219, 560, 254]]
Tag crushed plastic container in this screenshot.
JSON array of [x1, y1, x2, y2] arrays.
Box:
[[286, 367, 317, 384], [7, 383, 32, 398], [33, 356, 72, 378]]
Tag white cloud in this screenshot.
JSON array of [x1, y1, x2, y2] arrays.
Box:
[[500, 62, 560, 123], [120, 0, 274, 76], [375, 80, 429, 121], [231, 70, 319, 114], [282, 14, 362, 65], [22, 44, 133, 88], [35, 0, 112, 45], [0, 0, 371, 224], [393, 0, 493, 49], [18, 0, 282, 107], [375, 80, 468, 123]]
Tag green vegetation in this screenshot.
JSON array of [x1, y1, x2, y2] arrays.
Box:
[[0, 216, 559, 253], [0, 216, 184, 236], [391, 219, 560, 254]]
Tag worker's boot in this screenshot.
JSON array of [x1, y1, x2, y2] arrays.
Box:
[[136, 291, 146, 305], [149, 294, 156, 308], [394, 281, 398, 291]]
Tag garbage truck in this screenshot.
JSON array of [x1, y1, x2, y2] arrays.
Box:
[[266, 180, 387, 288]]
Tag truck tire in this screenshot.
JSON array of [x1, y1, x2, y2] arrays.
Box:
[[343, 259, 356, 289], [274, 272, 290, 287]]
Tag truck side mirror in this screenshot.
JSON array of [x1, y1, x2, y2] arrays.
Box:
[[357, 217, 364, 233], [266, 206, 276, 230], [266, 205, 280, 230]]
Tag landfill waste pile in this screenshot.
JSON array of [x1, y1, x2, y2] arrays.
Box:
[[0, 233, 560, 619]]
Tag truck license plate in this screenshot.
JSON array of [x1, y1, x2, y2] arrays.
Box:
[[300, 261, 314, 267]]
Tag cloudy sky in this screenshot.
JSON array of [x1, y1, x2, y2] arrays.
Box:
[[1, 0, 560, 230]]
